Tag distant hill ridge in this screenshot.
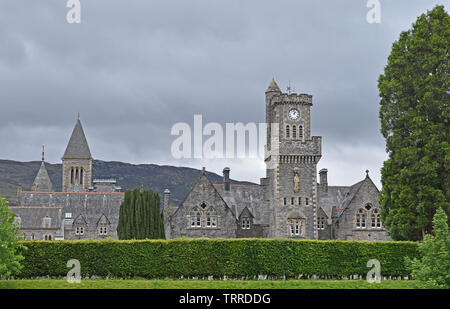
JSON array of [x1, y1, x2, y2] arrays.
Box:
[[0, 159, 254, 206]]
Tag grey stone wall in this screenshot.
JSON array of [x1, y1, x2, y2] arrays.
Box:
[[168, 174, 237, 238], [336, 178, 391, 241]]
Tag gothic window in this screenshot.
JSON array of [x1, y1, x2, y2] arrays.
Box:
[[241, 218, 251, 229], [71, 168, 74, 184], [189, 205, 217, 228], [285, 125, 290, 138], [356, 208, 367, 229], [305, 197, 309, 205], [80, 168, 84, 185], [371, 208, 381, 228], [205, 207, 218, 228], [291, 197, 295, 205], [317, 217, 326, 230], [283, 197, 287, 206], [292, 125, 297, 138], [288, 219, 305, 237], [298, 197, 301, 205], [75, 168, 79, 184], [299, 126, 303, 139]]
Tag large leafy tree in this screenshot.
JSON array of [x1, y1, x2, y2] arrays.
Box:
[[378, 5, 449, 240], [117, 189, 165, 240], [0, 198, 25, 276]]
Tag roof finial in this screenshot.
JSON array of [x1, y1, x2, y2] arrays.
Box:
[[77, 112, 80, 120], [365, 169, 369, 178], [41, 145, 45, 162]]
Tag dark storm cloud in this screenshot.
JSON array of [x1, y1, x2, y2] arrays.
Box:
[[0, 0, 446, 187]]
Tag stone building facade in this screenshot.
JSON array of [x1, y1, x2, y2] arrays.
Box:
[[10, 79, 390, 241], [12, 118, 124, 241], [164, 79, 391, 241]]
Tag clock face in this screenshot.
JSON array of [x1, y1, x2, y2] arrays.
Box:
[[288, 109, 300, 120]]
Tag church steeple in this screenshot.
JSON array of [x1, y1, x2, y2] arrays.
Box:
[[31, 145, 54, 192], [62, 118, 93, 192], [62, 118, 92, 159]]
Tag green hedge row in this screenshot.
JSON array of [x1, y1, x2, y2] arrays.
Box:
[[17, 239, 419, 279]]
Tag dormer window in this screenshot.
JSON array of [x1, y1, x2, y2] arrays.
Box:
[[241, 218, 251, 229], [75, 226, 84, 235]]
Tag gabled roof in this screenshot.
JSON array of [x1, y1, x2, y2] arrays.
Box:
[[31, 161, 53, 192], [171, 171, 236, 218], [62, 119, 92, 159]]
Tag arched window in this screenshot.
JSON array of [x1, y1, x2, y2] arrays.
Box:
[[241, 218, 251, 229], [205, 207, 217, 228], [190, 207, 202, 228], [71, 168, 74, 184], [299, 126, 303, 139], [189, 205, 217, 228], [292, 125, 297, 138], [371, 208, 381, 228], [285, 125, 290, 138], [80, 168, 84, 185], [356, 208, 367, 229]]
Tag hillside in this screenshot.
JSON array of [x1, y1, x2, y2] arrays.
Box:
[[0, 159, 254, 206]]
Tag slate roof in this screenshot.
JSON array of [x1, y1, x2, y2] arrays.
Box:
[[214, 184, 269, 225], [62, 119, 92, 159], [31, 161, 54, 192], [9, 206, 62, 229], [316, 179, 366, 219]]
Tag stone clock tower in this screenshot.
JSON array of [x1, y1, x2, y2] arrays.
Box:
[[264, 78, 322, 239]]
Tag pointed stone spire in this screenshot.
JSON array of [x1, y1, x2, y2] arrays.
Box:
[[62, 118, 92, 159], [32, 145, 53, 192], [266, 78, 281, 93]]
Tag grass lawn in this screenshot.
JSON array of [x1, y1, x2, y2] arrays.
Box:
[[0, 279, 422, 289]]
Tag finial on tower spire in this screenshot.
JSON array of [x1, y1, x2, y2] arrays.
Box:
[[41, 145, 45, 162], [365, 170, 369, 178], [78, 112, 80, 120]]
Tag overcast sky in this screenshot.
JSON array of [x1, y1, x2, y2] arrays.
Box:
[[0, 0, 447, 188]]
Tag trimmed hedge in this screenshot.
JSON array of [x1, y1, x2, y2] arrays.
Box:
[[16, 239, 419, 279]]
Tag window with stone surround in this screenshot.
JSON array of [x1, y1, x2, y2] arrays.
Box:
[[292, 125, 297, 138], [356, 208, 367, 229], [317, 217, 326, 230], [299, 126, 303, 139], [371, 208, 381, 228], [188, 205, 218, 229], [241, 218, 251, 229], [287, 219, 305, 237], [285, 125, 290, 138], [99, 226, 108, 235], [305, 197, 309, 205], [75, 226, 84, 235]]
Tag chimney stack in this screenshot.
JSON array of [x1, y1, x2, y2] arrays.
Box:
[[163, 189, 171, 208], [223, 167, 230, 191], [319, 169, 328, 193]]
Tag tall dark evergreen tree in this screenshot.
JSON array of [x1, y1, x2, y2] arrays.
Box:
[[117, 189, 165, 239], [378, 5, 449, 240]]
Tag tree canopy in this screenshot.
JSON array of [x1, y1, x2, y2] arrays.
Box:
[[378, 5, 449, 240], [0, 198, 25, 276]]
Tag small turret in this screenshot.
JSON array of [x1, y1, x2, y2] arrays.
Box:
[[31, 145, 54, 192]]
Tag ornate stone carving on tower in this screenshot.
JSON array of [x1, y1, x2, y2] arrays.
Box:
[[62, 118, 93, 192], [264, 78, 322, 239]]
